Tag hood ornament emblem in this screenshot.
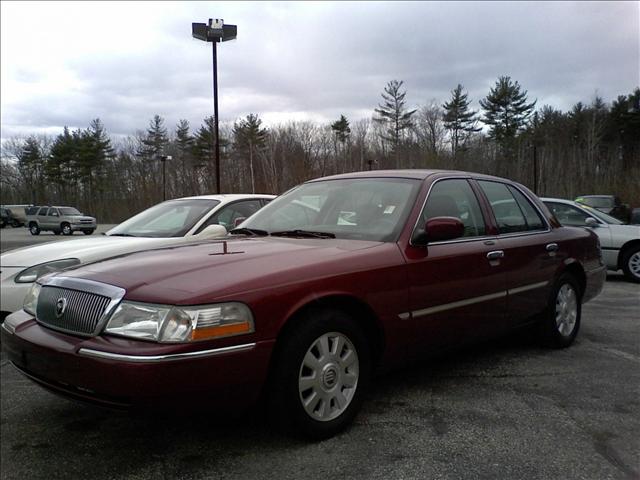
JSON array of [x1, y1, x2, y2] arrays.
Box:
[[55, 297, 68, 318]]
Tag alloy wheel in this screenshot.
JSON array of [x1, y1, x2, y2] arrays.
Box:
[[555, 283, 578, 336]]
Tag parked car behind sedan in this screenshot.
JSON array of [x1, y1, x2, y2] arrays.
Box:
[[575, 195, 632, 223], [543, 198, 640, 283], [1, 171, 605, 439], [0, 194, 274, 319]]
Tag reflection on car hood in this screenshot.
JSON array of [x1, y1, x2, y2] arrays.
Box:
[[62, 237, 388, 304], [0, 236, 187, 268]]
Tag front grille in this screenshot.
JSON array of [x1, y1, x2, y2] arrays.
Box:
[[36, 285, 111, 336]]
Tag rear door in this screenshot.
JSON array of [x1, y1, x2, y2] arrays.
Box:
[[47, 207, 60, 229], [476, 181, 560, 325], [404, 178, 507, 352], [37, 207, 50, 228]]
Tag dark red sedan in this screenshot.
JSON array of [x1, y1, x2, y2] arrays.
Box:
[[1, 170, 605, 439]]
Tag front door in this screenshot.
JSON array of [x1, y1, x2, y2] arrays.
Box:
[[404, 178, 507, 353]]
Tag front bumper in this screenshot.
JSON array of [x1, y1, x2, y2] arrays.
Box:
[[1, 310, 274, 409]]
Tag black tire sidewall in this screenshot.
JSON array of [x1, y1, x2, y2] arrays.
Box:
[[541, 273, 582, 348], [29, 224, 40, 235], [269, 308, 371, 439], [61, 223, 72, 235]]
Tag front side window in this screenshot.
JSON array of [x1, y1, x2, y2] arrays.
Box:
[[418, 179, 486, 238], [59, 207, 81, 216], [241, 178, 421, 242], [545, 202, 592, 227], [37, 207, 48, 216], [202, 200, 263, 231]]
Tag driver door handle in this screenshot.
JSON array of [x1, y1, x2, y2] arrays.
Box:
[[487, 250, 505, 260], [546, 243, 559, 252]]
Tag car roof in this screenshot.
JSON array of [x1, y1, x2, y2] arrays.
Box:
[[175, 194, 276, 202], [309, 169, 511, 182]]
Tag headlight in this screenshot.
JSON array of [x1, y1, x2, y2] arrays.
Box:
[[104, 301, 254, 343], [23, 282, 42, 315], [15, 258, 81, 283]]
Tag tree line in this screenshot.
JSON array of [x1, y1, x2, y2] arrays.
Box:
[[1, 76, 638, 222]]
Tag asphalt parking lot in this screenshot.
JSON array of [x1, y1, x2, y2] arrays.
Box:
[[0, 224, 117, 253], [1, 234, 638, 480]]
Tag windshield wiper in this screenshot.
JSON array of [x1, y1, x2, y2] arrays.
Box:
[[270, 229, 335, 239], [229, 227, 269, 236], [108, 233, 137, 237]]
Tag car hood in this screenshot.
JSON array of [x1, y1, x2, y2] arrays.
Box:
[[0, 236, 187, 268], [61, 237, 387, 304]]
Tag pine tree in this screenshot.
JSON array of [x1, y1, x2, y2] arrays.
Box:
[[480, 76, 536, 153], [138, 114, 168, 159], [46, 126, 75, 201], [374, 80, 417, 168], [233, 114, 268, 193], [331, 115, 351, 172], [17, 136, 45, 204], [442, 84, 481, 156]]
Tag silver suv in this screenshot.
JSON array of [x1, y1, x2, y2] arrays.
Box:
[[26, 206, 97, 236]]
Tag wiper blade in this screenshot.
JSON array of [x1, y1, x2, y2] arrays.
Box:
[[108, 233, 137, 237], [229, 227, 269, 236], [270, 229, 335, 239]]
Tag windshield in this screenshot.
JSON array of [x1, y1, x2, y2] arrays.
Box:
[[108, 199, 221, 238], [577, 203, 624, 225], [241, 178, 421, 242], [59, 207, 82, 216]]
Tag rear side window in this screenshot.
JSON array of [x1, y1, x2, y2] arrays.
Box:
[[508, 187, 545, 230], [421, 179, 486, 237], [478, 181, 530, 234]]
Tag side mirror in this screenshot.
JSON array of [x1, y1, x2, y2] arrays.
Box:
[[233, 217, 247, 228], [585, 217, 599, 228], [413, 216, 465, 246], [196, 224, 228, 239]]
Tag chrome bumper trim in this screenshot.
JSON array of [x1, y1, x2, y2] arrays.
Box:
[[78, 342, 256, 363]]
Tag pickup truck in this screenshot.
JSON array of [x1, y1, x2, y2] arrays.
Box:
[[26, 206, 97, 235]]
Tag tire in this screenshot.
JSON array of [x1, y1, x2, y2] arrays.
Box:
[[82, 229, 95, 235], [61, 223, 72, 236], [268, 308, 371, 439], [29, 223, 40, 236], [621, 246, 640, 283], [539, 273, 582, 348]]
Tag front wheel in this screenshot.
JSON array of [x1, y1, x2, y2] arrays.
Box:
[[61, 223, 72, 235], [268, 309, 371, 439], [621, 246, 640, 283], [29, 223, 40, 235], [539, 273, 581, 348]]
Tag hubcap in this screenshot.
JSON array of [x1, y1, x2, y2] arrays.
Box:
[[298, 332, 359, 422], [555, 283, 578, 336], [629, 251, 640, 279]]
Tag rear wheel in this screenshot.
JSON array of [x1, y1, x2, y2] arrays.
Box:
[[268, 309, 371, 439], [61, 223, 72, 235], [29, 223, 40, 235], [621, 246, 640, 283], [539, 273, 581, 348]]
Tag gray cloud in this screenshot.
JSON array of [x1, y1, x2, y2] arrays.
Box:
[[1, 1, 638, 141]]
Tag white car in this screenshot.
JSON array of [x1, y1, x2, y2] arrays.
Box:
[[0, 194, 274, 318], [542, 197, 640, 283]]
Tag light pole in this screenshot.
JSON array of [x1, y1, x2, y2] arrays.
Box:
[[192, 18, 237, 194], [159, 155, 172, 201]]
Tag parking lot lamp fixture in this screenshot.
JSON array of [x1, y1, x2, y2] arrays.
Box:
[[191, 18, 237, 194]]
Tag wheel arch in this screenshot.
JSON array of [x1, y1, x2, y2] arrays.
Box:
[[270, 294, 386, 370], [560, 260, 586, 299]]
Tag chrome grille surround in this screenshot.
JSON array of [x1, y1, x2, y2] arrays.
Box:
[[35, 276, 126, 337]]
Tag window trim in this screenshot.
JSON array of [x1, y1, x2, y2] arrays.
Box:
[[191, 198, 265, 235]]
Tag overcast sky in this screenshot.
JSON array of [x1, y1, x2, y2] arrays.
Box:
[[1, 1, 638, 141]]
